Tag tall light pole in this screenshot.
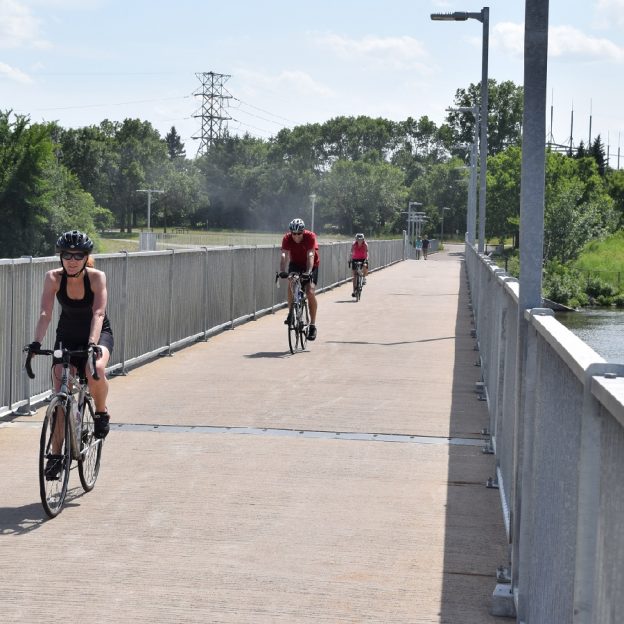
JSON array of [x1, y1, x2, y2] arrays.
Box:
[[431, 7, 489, 253], [448, 106, 479, 246], [309, 194, 317, 232], [440, 207, 450, 242], [137, 189, 164, 230]]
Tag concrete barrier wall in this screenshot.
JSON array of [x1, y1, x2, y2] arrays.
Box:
[[1, 240, 403, 416], [465, 242, 624, 623]]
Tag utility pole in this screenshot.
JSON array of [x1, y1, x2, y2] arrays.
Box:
[[193, 72, 232, 156]]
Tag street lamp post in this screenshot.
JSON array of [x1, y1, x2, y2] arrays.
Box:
[[449, 106, 479, 246], [431, 7, 489, 253], [440, 207, 450, 243], [309, 194, 317, 232], [137, 188, 164, 230]]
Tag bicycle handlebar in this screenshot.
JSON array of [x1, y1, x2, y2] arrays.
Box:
[[24, 346, 99, 381]]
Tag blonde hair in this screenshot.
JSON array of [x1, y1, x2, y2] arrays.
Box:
[[86, 256, 95, 268]]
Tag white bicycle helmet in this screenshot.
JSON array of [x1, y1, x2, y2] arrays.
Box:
[[289, 218, 305, 233], [355, 233, 365, 241]]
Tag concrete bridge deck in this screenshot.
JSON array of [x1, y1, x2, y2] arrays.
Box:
[[0, 245, 508, 623]]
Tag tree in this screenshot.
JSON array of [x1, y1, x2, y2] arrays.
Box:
[[165, 126, 186, 160], [589, 135, 607, 176], [445, 79, 524, 156], [321, 159, 406, 234]]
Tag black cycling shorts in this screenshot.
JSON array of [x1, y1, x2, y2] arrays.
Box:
[[288, 263, 319, 285]]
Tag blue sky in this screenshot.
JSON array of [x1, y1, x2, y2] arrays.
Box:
[[1, 0, 624, 163]]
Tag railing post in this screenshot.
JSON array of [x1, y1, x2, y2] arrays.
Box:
[[202, 247, 209, 340], [229, 248, 235, 328], [573, 361, 624, 622], [253, 245, 258, 320], [16, 257, 35, 415], [165, 250, 175, 356], [111, 250, 129, 376]]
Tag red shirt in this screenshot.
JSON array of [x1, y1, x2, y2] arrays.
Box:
[[351, 240, 368, 260], [281, 230, 320, 267]]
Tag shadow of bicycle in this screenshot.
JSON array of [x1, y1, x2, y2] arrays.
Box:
[[0, 486, 87, 533]]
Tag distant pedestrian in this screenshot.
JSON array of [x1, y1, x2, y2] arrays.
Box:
[[415, 237, 422, 260], [421, 235, 430, 260]]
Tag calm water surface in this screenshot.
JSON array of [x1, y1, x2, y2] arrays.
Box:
[[556, 308, 624, 363]]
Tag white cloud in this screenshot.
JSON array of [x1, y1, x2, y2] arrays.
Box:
[[550, 24, 624, 62], [0, 0, 48, 48], [492, 22, 524, 57], [315, 33, 430, 72], [492, 20, 624, 64], [237, 68, 334, 98], [595, 0, 624, 28], [0, 60, 33, 83]]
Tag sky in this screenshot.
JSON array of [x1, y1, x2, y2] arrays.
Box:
[[2, 0, 624, 163]]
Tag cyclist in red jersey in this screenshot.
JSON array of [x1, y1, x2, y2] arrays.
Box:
[[278, 218, 319, 340], [348, 233, 369, 297]]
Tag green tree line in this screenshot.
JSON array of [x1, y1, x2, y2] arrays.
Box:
[[1, 78, 623, 261]]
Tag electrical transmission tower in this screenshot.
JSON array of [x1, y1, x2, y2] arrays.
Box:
[[192, 71, 232, 156]]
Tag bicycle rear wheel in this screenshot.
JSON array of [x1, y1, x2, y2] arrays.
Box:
[[78, 398, 102, 491], [39, 398, 71, 518]]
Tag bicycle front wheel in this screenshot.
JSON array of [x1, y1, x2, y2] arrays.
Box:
[[288, 303, 299, 354], [298, 300, 310, 350], [78, 398, 102, 491], [39, 397, 71, 518], [356, 275, 363, 302]]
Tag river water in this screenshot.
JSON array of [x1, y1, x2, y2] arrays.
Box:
[[556, 308, 624, 363]]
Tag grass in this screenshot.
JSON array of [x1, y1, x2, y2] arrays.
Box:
[[98, 228, 365, 254], [573, 231, 624, 289]]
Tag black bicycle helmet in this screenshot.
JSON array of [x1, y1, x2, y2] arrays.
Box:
[[55, 230, 94, 254], [288, 218, 305, 233]]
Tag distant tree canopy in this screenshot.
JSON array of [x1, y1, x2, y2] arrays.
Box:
[[0, 77, 621, 259]]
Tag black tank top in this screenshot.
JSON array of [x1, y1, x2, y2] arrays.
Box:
[[55, 270, 112, 347]]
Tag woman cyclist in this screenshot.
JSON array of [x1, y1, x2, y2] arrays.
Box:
[[349, 233, 369, 297], [27, 230, 113, 476]]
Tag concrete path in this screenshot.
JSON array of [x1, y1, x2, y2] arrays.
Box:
[[0, 245, 508, 623]]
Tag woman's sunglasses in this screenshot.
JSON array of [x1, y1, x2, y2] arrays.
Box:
[[60, 252, 87, 261]]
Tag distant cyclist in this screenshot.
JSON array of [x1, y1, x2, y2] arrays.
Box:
[[26, 230, 113, 477], [349, 233, 369, 297], [278, 218, 320, 340]]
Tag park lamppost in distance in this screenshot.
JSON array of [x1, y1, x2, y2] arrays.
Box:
[[440, 207, 450, 242], [137, 188, 164, 230], [431, 7, 489, 253], [309, 194, 317, 233]]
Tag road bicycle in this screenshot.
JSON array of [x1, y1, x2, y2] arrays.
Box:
[[277, 271, 310, 354], [352, 261, 366, 302], [25, 345, 103, 518]]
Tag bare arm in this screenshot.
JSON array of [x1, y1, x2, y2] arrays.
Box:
[[306, 249, 314, 273], [88, 269, 108, 345], [279, 250, 289, 273], [33, 271, 60, 343]]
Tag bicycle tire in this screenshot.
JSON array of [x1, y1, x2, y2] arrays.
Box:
[[78, 398, 102, 491], [288, 302, 299, 354], [298, 300, 310, 350], [39, 397, 71, 518], [356, 274, 363, 302]]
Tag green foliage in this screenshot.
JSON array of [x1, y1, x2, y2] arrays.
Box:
[[445, 79, 523, 155], [542, 263, 588, 308]]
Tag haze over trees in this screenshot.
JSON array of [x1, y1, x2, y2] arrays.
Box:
[[0, 78, 622, 262]]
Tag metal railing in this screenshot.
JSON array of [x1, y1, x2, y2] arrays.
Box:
[[465, 242, 624, 623], [1, 239, 404, 417]]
